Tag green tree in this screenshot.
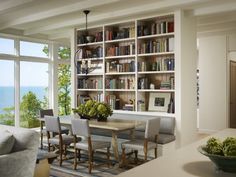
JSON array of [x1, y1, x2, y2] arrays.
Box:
[[20, 91, 41, 128], [0, 106, 14, 125], [43, 46, 71, 115]]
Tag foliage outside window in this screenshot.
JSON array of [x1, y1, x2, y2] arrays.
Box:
[[43, 46, 71, 116]]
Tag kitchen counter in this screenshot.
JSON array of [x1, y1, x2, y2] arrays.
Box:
[[117, 128, 236, 177]]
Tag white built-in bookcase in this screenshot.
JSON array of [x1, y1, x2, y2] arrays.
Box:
[[72, 13, 176, 117]]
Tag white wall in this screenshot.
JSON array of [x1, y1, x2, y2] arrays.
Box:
[[198, 35, 227, 132]]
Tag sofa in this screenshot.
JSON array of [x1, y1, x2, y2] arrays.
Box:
[[0, 125, 39, 177], [91, 113, 176, 145]]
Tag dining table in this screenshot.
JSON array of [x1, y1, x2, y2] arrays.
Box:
[[39, 115, 140, 162]]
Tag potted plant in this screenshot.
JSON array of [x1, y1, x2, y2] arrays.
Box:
[[72, 100, 113, 121]]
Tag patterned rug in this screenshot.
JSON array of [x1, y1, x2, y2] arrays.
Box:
[[49, 151, 148, 177]]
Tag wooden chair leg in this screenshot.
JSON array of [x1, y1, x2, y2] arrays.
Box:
[[88, 150, 93, 174], [107, 147, 110, 168], [40, 133, 43, 149], [78, 149, 81, 161], [154, 147, 157, 158], [122, 148, 126, 166], [144, 149, 147, 161], [134, 150, 138, 164], [74, 148, 77, 170], [59, 143, 63, 166]]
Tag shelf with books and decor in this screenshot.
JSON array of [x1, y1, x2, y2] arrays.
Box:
[[75, 24, 105, 105], [103, 21, 136, 111], [136, 14, 175, 115]]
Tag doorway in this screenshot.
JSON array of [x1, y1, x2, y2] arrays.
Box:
[[230, 61, 236, 128]]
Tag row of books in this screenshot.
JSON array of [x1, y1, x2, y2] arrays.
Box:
[[77, 78, 103, 89], [105, 78, 135, 89], [137, 21, 174, 36], [78, 94, 104, 105], [77, 31, 103, 44], [77, 47, 103, 59], [138, 58, 175, 71], [106, 60, 135, 73], [105, 26, 135, 40], [106, 43, 135, 56], [138, 37, 174, 54]]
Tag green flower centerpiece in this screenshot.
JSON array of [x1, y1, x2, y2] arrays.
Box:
[[198, 136, 236, 173], [72, 100, 113, 121]]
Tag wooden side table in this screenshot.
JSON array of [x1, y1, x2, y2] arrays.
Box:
[[34, 150, 58, 177]]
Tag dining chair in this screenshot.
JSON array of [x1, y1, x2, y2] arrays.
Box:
[[44, 116, 74, 166], [71, 118, 111, 173], [121, 117, 160, 165], [39, 109, 70, 149]]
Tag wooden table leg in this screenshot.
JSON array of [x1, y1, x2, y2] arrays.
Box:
[[111, 130, 119, 161]]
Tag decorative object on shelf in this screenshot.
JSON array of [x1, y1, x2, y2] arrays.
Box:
[[198, 137, 236, 173], [148, 92, 170, 112], [150, 83, 155, 89], [72, 100, 113, 121]]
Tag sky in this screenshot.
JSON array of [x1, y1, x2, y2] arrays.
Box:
[[0, 38, 49, 87]]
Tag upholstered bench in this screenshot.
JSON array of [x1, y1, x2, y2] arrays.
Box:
[[91, 113, 176, 145]]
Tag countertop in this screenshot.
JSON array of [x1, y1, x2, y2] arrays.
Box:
[[117, 128, 236, 177]]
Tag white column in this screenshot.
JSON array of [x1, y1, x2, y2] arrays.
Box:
[[49, 42, 59, 115], [14, 39, 20, 127], [175, 10, 198, 147], [70, 29, 77, 109]]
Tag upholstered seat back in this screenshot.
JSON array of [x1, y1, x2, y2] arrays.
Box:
[[39, 109, 54, 118], [145, 118, 160, 139], [71, 119, 90, 137], [45, 116, 61, 133]]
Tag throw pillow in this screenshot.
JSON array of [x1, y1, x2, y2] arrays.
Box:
[[0, 130, 15, 155]]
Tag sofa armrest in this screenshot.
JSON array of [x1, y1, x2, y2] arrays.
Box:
[[0, 149, 38, 177]]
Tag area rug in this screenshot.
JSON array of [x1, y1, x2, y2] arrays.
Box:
[[49, 152, 148, 177]]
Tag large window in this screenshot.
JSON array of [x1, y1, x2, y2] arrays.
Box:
[[0, 36, 70, 128], [0, 38, 14, 55], [20, 41, 49, 58], [0, 60, 15, 126], [20, 62, 49, 128]]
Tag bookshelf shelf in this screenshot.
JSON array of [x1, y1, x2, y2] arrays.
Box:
[[77, 41, 103, 47], [77, 73, 103, 77], [106, 72, 135, 75], [105, 55, 135, 59], [105, 37, 135, 43], [138, 89, 175, 92], [76, 57, 103, 61], [137, 32, 174, 40], [74, 13, 175, 115], [138, 71, 174, 74], [138, 52, 174, 57], [77, 89, 103, 91], [113, 110, 175, 117], [106, 89, 135, 92]]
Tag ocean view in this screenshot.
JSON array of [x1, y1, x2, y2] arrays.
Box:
[[0, 86, 47, 114]]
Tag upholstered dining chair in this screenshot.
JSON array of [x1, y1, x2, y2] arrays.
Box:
[[44, 116, 74, 166], [71, 118, 111, 174], [121, 117, 161, 165], [39, 109, 70, 149]]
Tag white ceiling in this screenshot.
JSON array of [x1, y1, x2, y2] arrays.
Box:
[[0, 0, 236, 43]]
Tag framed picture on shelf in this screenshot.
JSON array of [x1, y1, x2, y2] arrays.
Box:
[[148, 92, 171, 112]]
